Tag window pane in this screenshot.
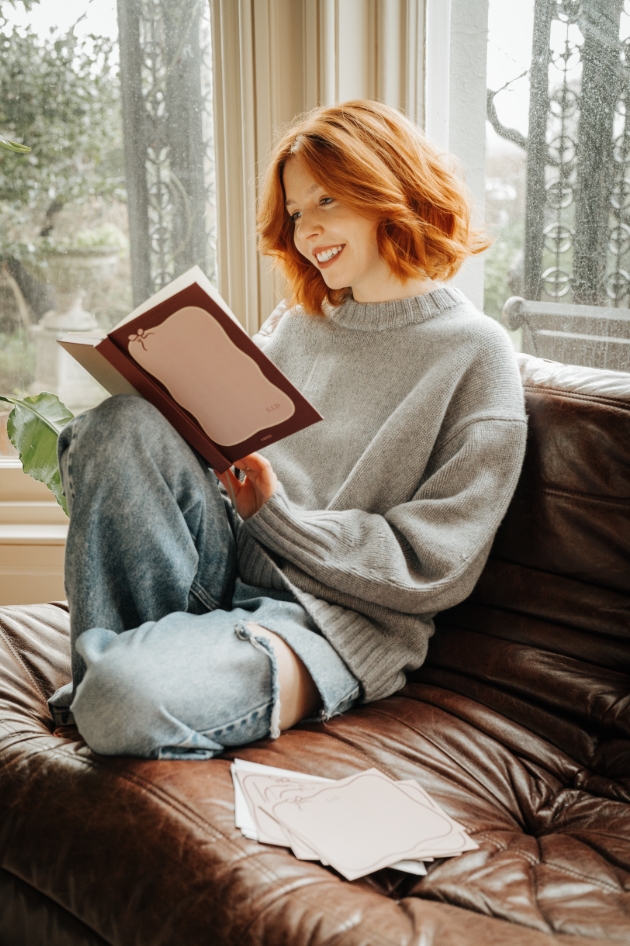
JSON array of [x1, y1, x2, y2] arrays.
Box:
[[0, 0, 216, 455], [484, 0, 630, 372], [484, 0, 533, 331]]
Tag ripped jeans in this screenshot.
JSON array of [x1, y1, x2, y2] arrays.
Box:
[[48, 395, 359, 760]]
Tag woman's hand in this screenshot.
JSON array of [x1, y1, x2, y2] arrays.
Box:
[[216, 452, 278, 520]]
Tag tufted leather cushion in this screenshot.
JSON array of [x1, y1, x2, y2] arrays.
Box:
[[0, 355, 629, 945]]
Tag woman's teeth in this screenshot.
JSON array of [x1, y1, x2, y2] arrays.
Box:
[[316, 246, 343, 263]]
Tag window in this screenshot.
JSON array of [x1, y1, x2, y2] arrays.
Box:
[[484, 0, 630, 371], [0, 0, 216, 454]]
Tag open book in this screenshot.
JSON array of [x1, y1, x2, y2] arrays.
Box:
[[58, 267, 322, 472]]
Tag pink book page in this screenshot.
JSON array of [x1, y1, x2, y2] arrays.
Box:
[[269, 770, 462, 881], [127, 305, 295, 447]]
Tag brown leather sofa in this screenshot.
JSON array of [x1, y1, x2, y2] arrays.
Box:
[[1, 354, 629, 946]]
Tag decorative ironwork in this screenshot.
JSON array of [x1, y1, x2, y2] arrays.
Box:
[[522, 0, 630, 306], [116, 0, 216, 305]]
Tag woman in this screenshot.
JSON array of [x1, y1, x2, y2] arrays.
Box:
[[49, 100, 527, 758]]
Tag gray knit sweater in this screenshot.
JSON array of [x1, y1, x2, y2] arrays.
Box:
[[237, 287, 527, 703]]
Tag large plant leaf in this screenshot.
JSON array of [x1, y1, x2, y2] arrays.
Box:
[[0, 134, 31, 153], [0, 392, 73, 514]]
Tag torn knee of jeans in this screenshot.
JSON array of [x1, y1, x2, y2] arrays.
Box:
[[234, 620, 281, 739], [305, 683, 361, 724]]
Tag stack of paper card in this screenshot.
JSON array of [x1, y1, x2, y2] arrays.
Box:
[[231, 759, 477, 881]]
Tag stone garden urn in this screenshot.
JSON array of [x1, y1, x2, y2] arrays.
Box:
[[26, 245, 120, 414]]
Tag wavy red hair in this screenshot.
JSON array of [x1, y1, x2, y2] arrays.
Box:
[[257, 100, 490, 315]]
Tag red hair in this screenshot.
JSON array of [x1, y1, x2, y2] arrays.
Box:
[[257, 100, 490, 315]]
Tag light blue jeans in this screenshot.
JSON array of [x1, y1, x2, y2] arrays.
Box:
[[48, 395, 359, 759]]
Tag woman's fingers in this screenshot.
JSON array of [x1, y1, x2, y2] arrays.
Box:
[[235, 453, 278, 494], [217, 453, 278, 519], [234, 452, 272, 476]]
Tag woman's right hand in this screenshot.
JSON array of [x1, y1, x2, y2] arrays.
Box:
[[216, 452, 278, 520]]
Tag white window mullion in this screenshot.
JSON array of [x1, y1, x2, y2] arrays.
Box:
[[425, 0, 451, 151], [425, 0, 489, 311]]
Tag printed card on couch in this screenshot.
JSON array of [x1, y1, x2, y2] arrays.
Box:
[[231, 760, 477, 881]]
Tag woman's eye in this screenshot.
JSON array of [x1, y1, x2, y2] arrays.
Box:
[[320, 197, 334, 206], [290, 210, 301, 221]]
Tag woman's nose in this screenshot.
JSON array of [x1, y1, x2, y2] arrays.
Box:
[[298, 208, 323, 237]]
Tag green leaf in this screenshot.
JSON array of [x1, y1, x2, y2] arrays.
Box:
[[0, 392, 73, 514], [0, 134, 31, 153]]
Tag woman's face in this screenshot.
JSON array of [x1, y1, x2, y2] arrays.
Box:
[[283, 156, 392, 303]]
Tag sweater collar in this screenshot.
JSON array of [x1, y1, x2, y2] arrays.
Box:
[[326, 286, 467, 331]]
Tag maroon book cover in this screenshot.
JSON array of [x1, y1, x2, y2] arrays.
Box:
[[96, 281, 322, 473]]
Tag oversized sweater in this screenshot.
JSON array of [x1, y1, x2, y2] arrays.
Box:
[[237, 287, 528, 703]]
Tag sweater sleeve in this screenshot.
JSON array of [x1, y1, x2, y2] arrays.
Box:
[[242, 416, 527, 615]]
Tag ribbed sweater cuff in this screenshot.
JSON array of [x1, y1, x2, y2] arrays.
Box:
[[242, 486, 324, 567]]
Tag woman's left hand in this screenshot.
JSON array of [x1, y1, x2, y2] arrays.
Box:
[[216, 452, 278, 520]]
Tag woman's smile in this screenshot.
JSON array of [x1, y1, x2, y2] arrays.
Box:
[[314, 244, 345, 267]]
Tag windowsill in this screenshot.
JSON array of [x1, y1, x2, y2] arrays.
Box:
[[0, 458, 67, 605], [0, 524, 68, 544], [0, 457, 67, 507]]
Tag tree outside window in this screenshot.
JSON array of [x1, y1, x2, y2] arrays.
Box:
[[0, 0, 215, 450], [484, 0, 630, 370]]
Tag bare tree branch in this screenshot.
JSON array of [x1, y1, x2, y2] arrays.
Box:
[[486, 89, 528, 152], [39, 198, 65, 238]]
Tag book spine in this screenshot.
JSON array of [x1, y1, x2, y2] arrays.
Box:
[[96, 337, 232, 473]]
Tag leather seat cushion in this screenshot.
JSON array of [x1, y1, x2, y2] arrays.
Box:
[[0, 602, 627, 946]]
